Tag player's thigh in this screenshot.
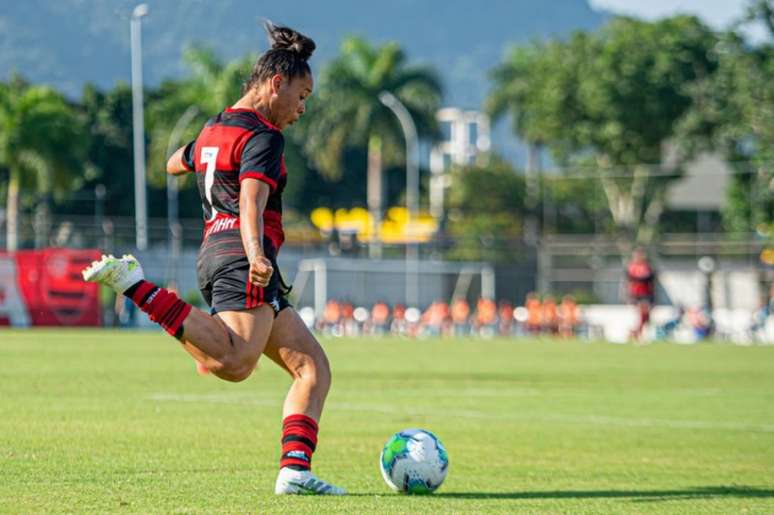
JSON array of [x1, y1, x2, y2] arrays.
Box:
[[216, 305, 275, 364], [264, 308, 330, 378], [204, 257, 277, 362]]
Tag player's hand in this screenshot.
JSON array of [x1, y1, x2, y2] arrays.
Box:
[[249, 256, 273, 287]]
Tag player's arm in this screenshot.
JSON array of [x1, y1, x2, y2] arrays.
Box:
[[238, 131, 283, 288], [239, 180, 273, 287], [166, 140, 196, 176]]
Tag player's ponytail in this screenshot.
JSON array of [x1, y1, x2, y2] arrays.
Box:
[[243, 21, 316, 93], [265, 21, 315, 61]]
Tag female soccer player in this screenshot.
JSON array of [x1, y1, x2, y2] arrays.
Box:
[[83, 22, 345, 496]]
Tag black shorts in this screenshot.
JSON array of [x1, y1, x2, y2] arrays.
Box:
[[630, 295, 654, 305], [198, 256, 292, 316]]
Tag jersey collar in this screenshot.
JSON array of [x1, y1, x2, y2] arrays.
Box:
[[225, 107, 281, 132]]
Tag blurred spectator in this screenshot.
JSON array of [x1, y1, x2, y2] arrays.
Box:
[[405, 307, 422, 338], [498, 300, 514, 336], [422, 300, 445, 337], [390, 303, 408, 336], [441, 301, 453, 336], [558, 295, 579, 338], [687, 306, 713, 341], [525, 292, 542, 334], [369, 301, 390, 335], [420, 300, 451, 337], [320, 299, 341, 335], [626, 248, 655, 341], [340, 302, 357, 336], [451, 298, 471, 337], [473, 297, 497, 337], [541, 295, 559, 335]]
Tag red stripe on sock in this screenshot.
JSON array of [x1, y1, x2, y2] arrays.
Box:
[[133, 283, 192, 338], [284, 414, 319, 430], [281, 414, 319, 471], [130, 281, 157, 306], [167, 302, 192, 337], [284, 426, 317, 444]]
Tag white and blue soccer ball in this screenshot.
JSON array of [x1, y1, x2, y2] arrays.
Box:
[[379, 428, 449, 494]]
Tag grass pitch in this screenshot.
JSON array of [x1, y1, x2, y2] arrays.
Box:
[[1, 330, 774, 514]]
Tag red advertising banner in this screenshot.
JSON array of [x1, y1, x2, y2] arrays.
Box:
[[0, 249, 101, 327]]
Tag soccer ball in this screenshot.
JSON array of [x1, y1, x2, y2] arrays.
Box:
[[379, 428, 449, 494]]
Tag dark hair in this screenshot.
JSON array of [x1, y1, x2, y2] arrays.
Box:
[[243, 21, 316, 93]]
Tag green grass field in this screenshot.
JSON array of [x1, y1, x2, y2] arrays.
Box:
[[2, 330, 774, 514]]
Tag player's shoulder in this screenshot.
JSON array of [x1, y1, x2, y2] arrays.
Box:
[[245, 124, 284, 153]]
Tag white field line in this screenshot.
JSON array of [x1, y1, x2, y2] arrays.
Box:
[[147, 393, 774, 434]]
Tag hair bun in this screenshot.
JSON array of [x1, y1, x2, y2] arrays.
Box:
[[264, 21, 316, 61]]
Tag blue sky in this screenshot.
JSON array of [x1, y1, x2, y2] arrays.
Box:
[[590, 0, 768, 40]]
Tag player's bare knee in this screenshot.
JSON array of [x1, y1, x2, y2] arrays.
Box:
[[213, 362, 253, 382], [207, 352, 255, 382], [225, 368, 253, 382]]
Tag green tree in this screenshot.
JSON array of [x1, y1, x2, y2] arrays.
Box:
[[0, 75, 88, 250], [541, 174, 610, 234], [65, 83, 134, 217], [298, 37, 442, 250], [487, 36, 588, 167], [487, 16, 719, 247], [445, 156, 526, 262], [487, 35, 590, 237], [679, 2, 774, 235], [745, 0, 774, 34]]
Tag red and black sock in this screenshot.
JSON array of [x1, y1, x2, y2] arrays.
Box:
[[124, 280, 192, 340], [280, 414, 318, 471]]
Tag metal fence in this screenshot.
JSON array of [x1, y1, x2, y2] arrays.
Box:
[[1, 213, 768, 309]]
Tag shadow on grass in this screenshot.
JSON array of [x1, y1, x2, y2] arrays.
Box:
[[428, 486, 774, 502]]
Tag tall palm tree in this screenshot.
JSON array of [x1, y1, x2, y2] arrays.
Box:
[[298, 37, 442, 253], [0, 76, 87, 251]]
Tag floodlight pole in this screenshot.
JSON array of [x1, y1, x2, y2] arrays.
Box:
[[131, 3, 149, 251], [379, 91, 420, 308], [164, 105, 199, 285]]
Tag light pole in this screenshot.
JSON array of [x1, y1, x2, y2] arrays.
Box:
[[379, 91, 420, 308], [164, 105, 200, 285], [131, 3, 149, 251]]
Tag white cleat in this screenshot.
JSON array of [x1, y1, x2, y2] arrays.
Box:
[[81, 254, 144, 294], [274, 467, 346, 496]]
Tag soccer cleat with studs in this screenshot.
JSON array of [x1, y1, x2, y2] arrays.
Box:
[[81, 254, 145, 294], [274, 467, 346, 495]]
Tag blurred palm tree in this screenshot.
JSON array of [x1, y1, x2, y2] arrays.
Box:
[[0, 75, 88, 251], [297, 37, 442, 250]]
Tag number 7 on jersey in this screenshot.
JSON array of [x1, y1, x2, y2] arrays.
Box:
[[201, 146, 220, 222]]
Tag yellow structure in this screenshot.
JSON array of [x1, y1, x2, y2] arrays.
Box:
[[310, 207, 438, 243]]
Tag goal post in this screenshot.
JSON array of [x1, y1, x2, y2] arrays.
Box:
[[290, 258, 495, 317]]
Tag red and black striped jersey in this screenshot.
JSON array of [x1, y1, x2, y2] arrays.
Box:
[[182, 107, 287, 270], [627, 260, 655, 298]]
